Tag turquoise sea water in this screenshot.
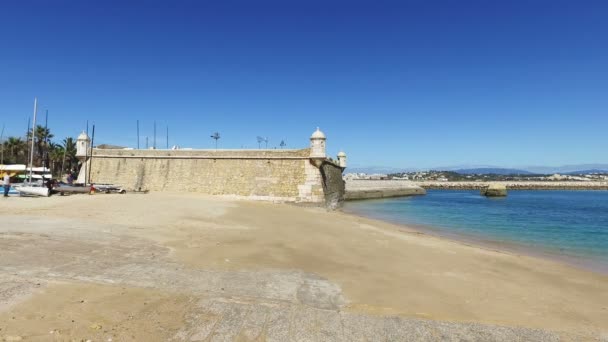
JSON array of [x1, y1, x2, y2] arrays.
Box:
[[344, 190, 608, 270]]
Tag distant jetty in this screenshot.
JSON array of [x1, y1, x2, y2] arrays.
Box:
[[345, 180, 426, 200], [417, 181, 608, 190]]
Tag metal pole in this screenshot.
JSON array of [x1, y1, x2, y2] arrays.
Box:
[[88, 125, 95, 185], [84, 120, 89, 184], [153, 121, 156, 149], [137, 120, 140, 149], [25, 117, 30, 165], [166, 125, 169, 149], [43, 109, 48, 169], [28, 98, 37, 183]]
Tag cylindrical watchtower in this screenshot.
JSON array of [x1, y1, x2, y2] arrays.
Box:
[[310, 127, 326, 158], [76, 131, 90, 161], [337, 151, 347, 167]]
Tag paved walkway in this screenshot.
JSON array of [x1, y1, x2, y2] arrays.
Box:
[[171, 297, 559, 341]]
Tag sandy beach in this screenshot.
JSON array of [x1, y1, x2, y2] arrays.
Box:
[[1, 193, 607, 341]]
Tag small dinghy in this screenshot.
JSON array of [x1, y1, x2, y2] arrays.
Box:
[[54, 183, 91, 195], [14, 184, 50, 197]]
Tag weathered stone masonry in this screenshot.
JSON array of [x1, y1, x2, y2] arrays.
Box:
[[77, 129, 347, 207]]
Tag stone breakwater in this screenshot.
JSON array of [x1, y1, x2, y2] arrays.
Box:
[[416, 181, 608, 190], [345, 180, 426, 200]]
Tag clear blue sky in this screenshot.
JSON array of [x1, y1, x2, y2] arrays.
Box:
[[1, 1, 607, 169]]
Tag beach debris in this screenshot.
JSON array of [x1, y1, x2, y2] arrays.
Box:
[[3, 336, 23, 342], [89, 323, 102, 330], [481, 183, 507, 197]]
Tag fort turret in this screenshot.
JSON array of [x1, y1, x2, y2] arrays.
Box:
[[337, 151, 347, 168], [76, 131, 90, 161], [310, 127, 326, 159]]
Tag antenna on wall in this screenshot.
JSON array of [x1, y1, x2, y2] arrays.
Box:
[[153, 121, 156, 149], [211, 132, 220, 149], [256, 136, 268, 149], [166, 125, 169, 149], [137, 120, 140, 149]]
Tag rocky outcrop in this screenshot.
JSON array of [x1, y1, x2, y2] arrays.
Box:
[[319, 161, 346, 209], [481, 183, 507, 197]]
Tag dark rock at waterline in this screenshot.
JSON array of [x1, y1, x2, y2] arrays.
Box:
[[481, 183, 507, 197]]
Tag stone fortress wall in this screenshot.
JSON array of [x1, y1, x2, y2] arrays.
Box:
[[77, 129, 347, 207]]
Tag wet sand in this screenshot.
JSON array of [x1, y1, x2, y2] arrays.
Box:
[[342, 205, 608, 275], [0, 193, 607, 341]]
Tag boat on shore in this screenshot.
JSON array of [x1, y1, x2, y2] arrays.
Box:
[[13, 182, 50, 197], [2, 165, 51, 197]]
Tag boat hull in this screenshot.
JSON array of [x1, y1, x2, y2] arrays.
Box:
[[14, 186, 50, 197]]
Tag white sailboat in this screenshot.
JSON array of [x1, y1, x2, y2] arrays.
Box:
[[14, 98, 50, 197], [14, 183, 50, 197]]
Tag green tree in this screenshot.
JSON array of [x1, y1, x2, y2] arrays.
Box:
[[2, 137, 27, 164], [27, 125, 54, 166], [48, 142, 65, 177], [62, 137, 78, 174]]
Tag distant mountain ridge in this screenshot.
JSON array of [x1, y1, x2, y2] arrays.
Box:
[[346, 164, 608, 175], [564, 169, 608, 175], [453, 168, 535, 175], [525, 164, 608, 174]]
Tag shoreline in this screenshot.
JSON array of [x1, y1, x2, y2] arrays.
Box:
[[341, 204, 608, 275]]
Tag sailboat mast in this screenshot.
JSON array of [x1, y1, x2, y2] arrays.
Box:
[[88, 125, 95, 185], [43, 109, 48, 169], [28, 97, 38, 183], [25, 117, 30, 166]]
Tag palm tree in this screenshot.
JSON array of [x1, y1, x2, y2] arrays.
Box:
[[27, 125, 53, 166], [4, 137, 27, 164], [48, 142, 65, 177], [62, 137, 78, 174]]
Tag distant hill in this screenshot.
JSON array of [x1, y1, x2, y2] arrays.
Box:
[[525, 164, 608, 174], [347, 164, 608, 175], [564, 169, 608, 175], [454, 168, 535, 175], [346, 166, 416, 174]]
